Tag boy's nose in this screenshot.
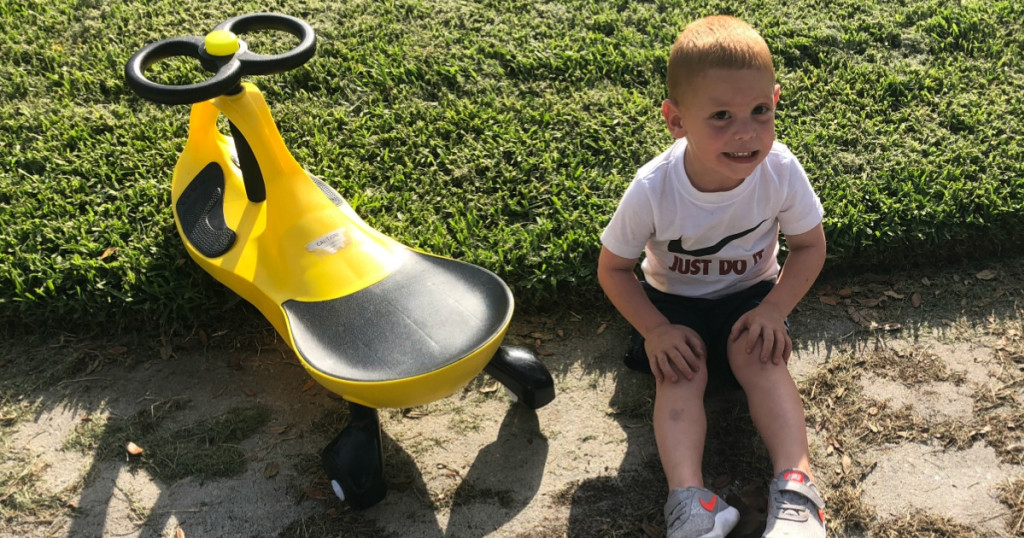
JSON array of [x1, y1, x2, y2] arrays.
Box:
[[733, 120, 756, 140]]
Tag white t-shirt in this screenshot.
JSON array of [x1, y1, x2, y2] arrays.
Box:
[[601, 138, 824, 299]]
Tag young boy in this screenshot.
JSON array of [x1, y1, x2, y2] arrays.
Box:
[[598, 15, 828, 538]]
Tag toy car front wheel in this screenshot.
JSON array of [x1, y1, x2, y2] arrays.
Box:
[[320, 403, 387, 509]]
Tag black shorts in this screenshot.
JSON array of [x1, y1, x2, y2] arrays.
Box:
[[624, 280, 781, 389]]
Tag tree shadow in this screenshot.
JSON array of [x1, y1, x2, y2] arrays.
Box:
[[445, 404, 549, 536], [53, 328, 324, 538], [281, 388, 551, 537]]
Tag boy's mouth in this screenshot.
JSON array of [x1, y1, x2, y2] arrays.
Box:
[[724, 151, 759, 162]]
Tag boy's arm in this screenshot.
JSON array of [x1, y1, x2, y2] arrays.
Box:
[[730, 222, 827, 363], [597, 246, 706, 382]]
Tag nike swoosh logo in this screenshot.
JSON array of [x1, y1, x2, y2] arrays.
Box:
[[667, 219, 768, 257], [699, 495, 717, 512]]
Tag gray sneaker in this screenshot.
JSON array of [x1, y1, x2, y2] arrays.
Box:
[[665, 486, 740, 538], [763, 469, 826, 537]]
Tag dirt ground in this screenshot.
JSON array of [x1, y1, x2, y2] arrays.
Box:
[[2, 256, 1022, 537]]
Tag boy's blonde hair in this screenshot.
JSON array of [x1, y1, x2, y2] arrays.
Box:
[[666, 15, 774, 104]]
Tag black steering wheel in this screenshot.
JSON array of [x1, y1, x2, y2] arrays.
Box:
[[125, 13, 316, 105]]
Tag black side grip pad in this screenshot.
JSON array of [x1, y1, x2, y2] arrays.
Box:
[[283, 252, 512, 382], [175, 162, 236, 258]]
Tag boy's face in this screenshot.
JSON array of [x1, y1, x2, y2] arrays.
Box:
[[662, 68, 780, 191]]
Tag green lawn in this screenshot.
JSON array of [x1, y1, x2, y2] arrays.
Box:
[[1, 0, 1022, 326]]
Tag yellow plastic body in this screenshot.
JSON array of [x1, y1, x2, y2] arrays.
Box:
[[171, 83, 506, 408]]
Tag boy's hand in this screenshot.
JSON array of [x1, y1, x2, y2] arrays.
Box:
[[729, 304, 792, 364], [644, 324, 706, 383]]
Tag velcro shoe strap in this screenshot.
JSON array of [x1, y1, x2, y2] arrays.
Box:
[[778, 480, 825, 509]]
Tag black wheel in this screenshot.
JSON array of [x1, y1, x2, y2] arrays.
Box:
[[484, 346, 556, 409], [320, 403, 387, 510]]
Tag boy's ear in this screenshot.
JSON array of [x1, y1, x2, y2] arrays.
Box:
[[662, 99, 686, 139], [774, 84, 781, 105]]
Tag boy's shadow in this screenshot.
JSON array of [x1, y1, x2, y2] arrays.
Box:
[[567, 368, 771, 538]]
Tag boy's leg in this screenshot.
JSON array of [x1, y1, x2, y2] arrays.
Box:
[[726, 336, 812, 477], [629, 284, 714, 488], [657, 368, 742, 538], [722, 289, 825, 536], [654, 364, 709, 489]]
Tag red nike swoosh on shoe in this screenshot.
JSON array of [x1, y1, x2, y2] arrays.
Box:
[[699, 495, 717, 512]]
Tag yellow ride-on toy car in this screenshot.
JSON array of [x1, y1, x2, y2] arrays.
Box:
[[124, 13, 555, 510]]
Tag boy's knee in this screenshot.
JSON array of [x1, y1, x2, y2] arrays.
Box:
[[656, 367, 709, 396], [727, 341, 784, 381]]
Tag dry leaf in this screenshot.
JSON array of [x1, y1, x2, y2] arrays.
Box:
[[819, 295, 840, 306], [641, 521, 660, 537], [596, 322, 608, 335], [126, 441, 144, 455], [882, 322, 902, 331], [858, 297, 883, 308], [883, 290, 905, 299], [921, 277, 931, 286], [301, 380, 316, 392], [264, 461, 279, 479], [109, 345, 128, 355], [837, 288, 854, 297], [847, 306, 872, 327], [242, 387, 257, 396], [304, 486, 326, 501], [174, 527, 185, 538], [85, 358, 101, 375], [911, 293, 922, 308], [841, 454, 852, 474], [99, 247, 118, 260], [404, 410, 427, 419], [976, 269, 997, 280], [479, 381, 501, 394]]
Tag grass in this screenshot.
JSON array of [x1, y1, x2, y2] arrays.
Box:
[[2, 0, 1024, 327]]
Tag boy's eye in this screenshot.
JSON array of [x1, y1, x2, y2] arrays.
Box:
[[753, 105, 773, 115], [711, 111, 731, 120]]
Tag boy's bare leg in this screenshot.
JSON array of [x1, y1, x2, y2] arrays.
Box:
[[654, 366, 709, 489], [727, 338, 812, 478]]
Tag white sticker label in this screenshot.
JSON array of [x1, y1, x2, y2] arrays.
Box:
[[306, 228, 348, 254]]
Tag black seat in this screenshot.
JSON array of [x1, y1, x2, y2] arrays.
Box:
[[283, 251, 512, 382]]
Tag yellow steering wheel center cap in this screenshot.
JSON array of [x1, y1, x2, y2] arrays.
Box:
[[205, 30, 240, 56]]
